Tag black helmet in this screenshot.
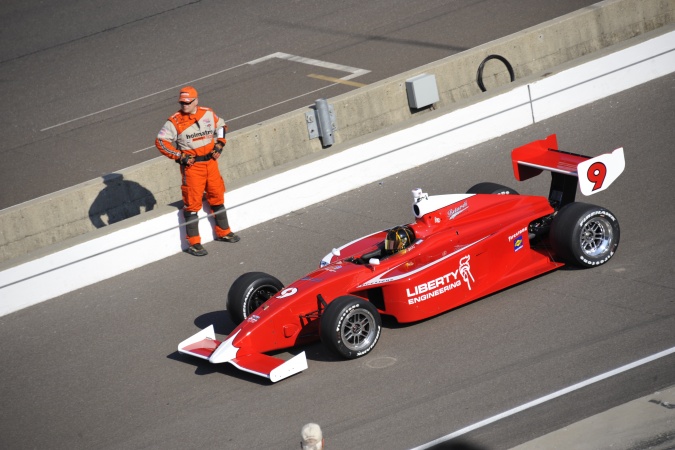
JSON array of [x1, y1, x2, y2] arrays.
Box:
[[384, 226, 415, 255]]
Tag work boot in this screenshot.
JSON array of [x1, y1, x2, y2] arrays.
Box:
[[216, 232, 240, 243], [186, 243, 208, 256]]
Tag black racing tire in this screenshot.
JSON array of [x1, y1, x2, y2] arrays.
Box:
[[467, 182, 519, 195], [550, 202, 620, 268], [227, 272, 284, 324], [320, 296, 382, 359]]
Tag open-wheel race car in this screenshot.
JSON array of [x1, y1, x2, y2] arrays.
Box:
[[178, 134, 625, 382]]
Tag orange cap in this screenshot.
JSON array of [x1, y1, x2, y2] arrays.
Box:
[[178, 86, 198, 103]]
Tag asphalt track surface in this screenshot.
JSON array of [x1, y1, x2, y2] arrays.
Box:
[[0, 0, 600, 210], [1, 72, 674, 449]]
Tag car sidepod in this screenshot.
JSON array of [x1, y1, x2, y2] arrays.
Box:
[[356, 194, 561, 323]]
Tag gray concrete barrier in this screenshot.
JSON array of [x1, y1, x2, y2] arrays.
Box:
[[0, 0, 672, 265]]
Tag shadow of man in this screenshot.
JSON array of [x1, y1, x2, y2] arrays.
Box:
[[89, 173, 157, 228]]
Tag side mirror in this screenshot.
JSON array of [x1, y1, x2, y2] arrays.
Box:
[[368, 258, 381, 265]]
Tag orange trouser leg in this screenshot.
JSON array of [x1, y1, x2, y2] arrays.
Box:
[[211, 205, 231, 237], [204, 160, 230, 238], [181, 164, 209, 245]]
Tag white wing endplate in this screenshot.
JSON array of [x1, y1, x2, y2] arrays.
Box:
[[578, 148, 625, 196]]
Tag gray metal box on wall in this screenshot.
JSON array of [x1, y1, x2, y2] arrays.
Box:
[[405, 73, 439, 109]]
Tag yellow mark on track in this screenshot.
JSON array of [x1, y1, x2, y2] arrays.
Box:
[[308, 74, 367, 87]]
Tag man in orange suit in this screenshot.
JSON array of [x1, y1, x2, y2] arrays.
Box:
[[156, 86, 240, 256]]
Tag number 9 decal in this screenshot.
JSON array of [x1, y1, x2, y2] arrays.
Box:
[[277, 287, 297, 299], [577, 148, 625, 196], [587, 162, 607, 191]]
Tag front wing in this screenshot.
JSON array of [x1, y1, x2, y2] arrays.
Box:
[[177, 325, 308, 383]]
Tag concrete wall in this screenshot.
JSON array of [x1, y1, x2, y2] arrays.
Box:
[[0, 0, 673, 265]]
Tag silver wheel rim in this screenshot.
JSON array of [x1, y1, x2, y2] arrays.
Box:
[[580, 217, 613, 257], [341, 308, 376, 352], [247, 285, 278, 316]]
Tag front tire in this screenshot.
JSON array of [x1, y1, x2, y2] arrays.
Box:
[[467, 182, 518, 195], [320, 296, 382, 359], [227, 272, 284, 324], [550, 202, 620, 268]]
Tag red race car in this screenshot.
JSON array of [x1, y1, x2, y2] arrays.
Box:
[[178, 134, 625, 382]]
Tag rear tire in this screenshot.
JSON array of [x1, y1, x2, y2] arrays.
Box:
[[227, 272, 284, 324], [320, 296, 382, 359], [550, 202, 620, 268], [467, 182, 518, 195]]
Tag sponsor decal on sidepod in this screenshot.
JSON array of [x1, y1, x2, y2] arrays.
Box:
[[407, 255, 475, 304]]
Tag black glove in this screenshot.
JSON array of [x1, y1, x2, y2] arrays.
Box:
[[179, 153, 195, 166], [213, 142, 224, 155]]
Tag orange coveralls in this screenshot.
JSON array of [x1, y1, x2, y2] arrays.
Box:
[[155, 107, 231, 245]]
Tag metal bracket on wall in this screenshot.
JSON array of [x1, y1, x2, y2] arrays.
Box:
[[305, 98, 336, 147]]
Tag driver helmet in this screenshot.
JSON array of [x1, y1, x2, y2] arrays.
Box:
[[384, 226, 415, 255]]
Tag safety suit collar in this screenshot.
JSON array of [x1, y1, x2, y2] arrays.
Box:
[[183, 107, 206, 122]]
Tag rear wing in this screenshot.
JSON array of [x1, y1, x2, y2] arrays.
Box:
[[512, 134, 625, 207]]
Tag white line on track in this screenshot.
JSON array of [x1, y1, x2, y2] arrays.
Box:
[[226, 83, 340, 122], [42, 52, 369, 134], [410, 346, 675, 450], [40, 61, 249, 132], [253, 52, 370, 80]]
